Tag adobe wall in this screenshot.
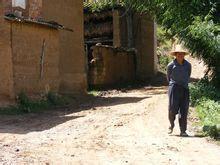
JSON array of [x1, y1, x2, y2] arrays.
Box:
[[28, 0, 42, 18], [11, 22, 60, 95], [89, 45, 135, 87], [113, 10, 121, 47], [2, 0, 12, 14], [3, 0, 42, 18], [42, 0, 87, 94], [134, 14, 158, 79], [114, 11, 158, 80], [0, 1, 14, 99]]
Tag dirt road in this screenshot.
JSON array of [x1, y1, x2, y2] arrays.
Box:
[[0, 86, 220, 165], [0, 57, 219, 165]]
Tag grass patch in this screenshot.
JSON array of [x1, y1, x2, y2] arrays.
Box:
[[157, 26, 173, 72], [158, 55, 173, 72], [190, 79, 220, 106], [88, 90, 100, 97], [0, 92, 72, 115], [190, 79, 220, 138]]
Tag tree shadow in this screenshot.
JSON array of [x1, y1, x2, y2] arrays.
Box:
[[0, 113, 85, 134], [0, 70, 202, 135], [0, 95, 149, 134], [169, 134, 205, 138]]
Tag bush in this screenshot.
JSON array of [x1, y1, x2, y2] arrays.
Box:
[[84, 0, 121, 13], [17, 92, 50, 113], [190, 78, 220, 106], [197, 99, 220, 125], [46, 92, 69, 106], [190, 79, 220, 138], [17, 92, 32, 113], [157, 26, 173, 72], [0, 92, 72, 115], [197, 99, 220, 138], [158, 54, 173, 72]]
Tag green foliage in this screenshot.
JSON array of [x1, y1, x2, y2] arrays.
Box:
[[158, 55, 173, 72], [129, 0, 220, 85], [157, 26, 173, 71], [203, 125, 220, 138], [17, 92, 32, 113], [46, 92, 70, 106], [197, 99, 220, 138], [190, 78, 220, 106], [17, 92, 49, 113], [157, 26, 172, 48], [84, 0, 121, 13], [181, 17, 220, 86], [85, 0, 220, 85], [85, 3, 219, 84], [83, 0, 141, 13], [88, 90, 100, 97], [197, 99, 220, 125], [0, 92, 72, 115], [190, 80, 220, 138]]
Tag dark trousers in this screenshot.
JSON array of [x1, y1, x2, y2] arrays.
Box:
[[168, 84, 189, 133]]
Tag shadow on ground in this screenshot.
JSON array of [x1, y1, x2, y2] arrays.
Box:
[[169, 134, 205, 138], [0, 71, 201, 135], [0, 95, 149, 134]]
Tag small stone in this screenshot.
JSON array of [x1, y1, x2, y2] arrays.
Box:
[[71, 155, 75, 157], [15, 149, 20, 152], [3, 144, 9, 147]]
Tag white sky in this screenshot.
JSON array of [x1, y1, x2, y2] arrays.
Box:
[[12, 0, 26, 9]]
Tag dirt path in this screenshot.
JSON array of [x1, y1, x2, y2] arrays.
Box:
[[0, 57, 219, 165], [0, 87, 220, 165]]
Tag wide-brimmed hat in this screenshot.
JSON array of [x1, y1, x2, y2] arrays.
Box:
[[170, 44, 188, 56]]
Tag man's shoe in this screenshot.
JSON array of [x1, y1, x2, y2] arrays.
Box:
[[168, 127, 174, 134], [180, 132, 189, 137]]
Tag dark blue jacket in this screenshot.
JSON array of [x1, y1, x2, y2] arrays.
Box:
[[167, 59, 192, 89]]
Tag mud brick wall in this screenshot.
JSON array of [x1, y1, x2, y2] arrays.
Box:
[[3, 0, 42, 18], [28, 0, 42, 18], [133, 14, 158, 79], [0, 1, 14, 99], [113, 11, 158, 80], [2, 0, 12, 14], [89, 45, 135, 87], [11, 22, 60, 95], [42, 0, 87, 94]]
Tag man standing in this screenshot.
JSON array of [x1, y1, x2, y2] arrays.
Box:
[[167, 45, 192, 137]]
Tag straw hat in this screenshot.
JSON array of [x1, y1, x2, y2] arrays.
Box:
[[170, 44, 188, 56]]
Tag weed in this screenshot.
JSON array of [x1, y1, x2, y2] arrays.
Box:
[[158, 55, 173, 72], [88, 90, 100, 97], [190, 79, 220, 138], [0, 91, 72, 115]]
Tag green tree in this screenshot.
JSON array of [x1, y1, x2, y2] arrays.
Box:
[[84, 0, 220, 85], [130, 0, 220, 86]]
